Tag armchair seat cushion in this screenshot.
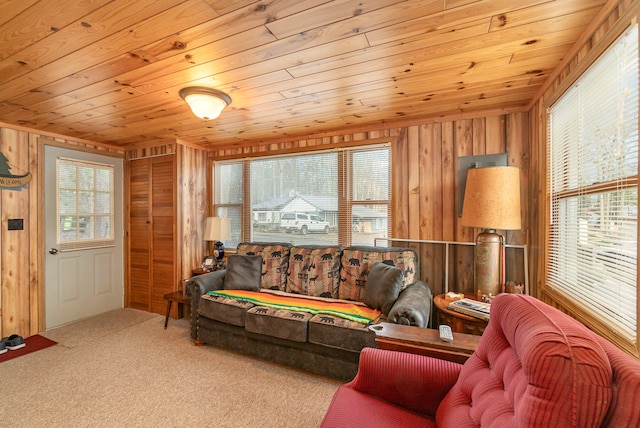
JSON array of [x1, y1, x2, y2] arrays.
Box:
[[321, 385, 435, 428]]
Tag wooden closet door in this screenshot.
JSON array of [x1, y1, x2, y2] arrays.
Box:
[[128, 158, 151, 311], [127, 155, 177, 315], [149, 155, 176, 314]]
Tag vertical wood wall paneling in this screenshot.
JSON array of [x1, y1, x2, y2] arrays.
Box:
[[392, 128, 410, 239], [177, 144, 209, 289], [506, 112, 529, 288], [29, 133, 41, 334], [0, 128, 30, 336], [441, 121, 457, 292], [453, 119, 475, 292], [407, 125, 421, 239]]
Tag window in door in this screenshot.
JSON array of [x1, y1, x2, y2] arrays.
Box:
[[57, 157, 115, 251]]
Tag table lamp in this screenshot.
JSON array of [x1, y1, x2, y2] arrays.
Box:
[[204, 217, 231, 266], [460, 166, 521, 297]]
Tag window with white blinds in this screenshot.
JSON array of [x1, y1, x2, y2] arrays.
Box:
[[213, 161, 244, 246], [548, 24, 638, 341], [214, 145, 390, 247], [57, 157, 115, 251]]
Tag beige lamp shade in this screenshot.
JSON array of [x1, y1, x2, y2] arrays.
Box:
[[461, 166, 522, 230], [204, 217, 231, 241]]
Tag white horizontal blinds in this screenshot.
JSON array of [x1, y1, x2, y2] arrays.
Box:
[[214, 161, 243, 247], [549, 25, 638, 340], [57, 158, 115, 251], [348, 146, 391, 246]]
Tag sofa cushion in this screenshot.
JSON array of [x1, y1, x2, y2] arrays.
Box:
[[387, 282, 432, 328], [309, 314, 377, 352], [224, 254, 263, 291], [198, 293, 254, 327], [340, 246, 418, 301], [363, 262, 403, 315], [287, 246, 342, 298], [246, 306, 313, 342], [436, 294, 613, 427], [237, 242, 291, 290]]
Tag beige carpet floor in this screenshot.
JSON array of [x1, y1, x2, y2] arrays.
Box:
[[0, 309, 340, 427]]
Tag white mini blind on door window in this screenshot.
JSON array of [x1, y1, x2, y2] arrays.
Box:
[[57, 157, 115, 251], [548, 25, 638, 341]]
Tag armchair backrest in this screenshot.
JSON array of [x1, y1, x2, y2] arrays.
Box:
[[435, 294, 640, 427]]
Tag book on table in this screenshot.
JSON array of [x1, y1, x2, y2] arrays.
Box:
[[447, 298, 491, 321]]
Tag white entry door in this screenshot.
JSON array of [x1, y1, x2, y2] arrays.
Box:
[[44, 146, 124, 329]]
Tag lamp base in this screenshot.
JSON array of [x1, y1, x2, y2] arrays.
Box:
[[213, 241, 225, 267], [474, 229, 504, 298]]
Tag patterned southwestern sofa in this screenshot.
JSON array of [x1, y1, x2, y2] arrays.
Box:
[[188, 242, 433, 380]]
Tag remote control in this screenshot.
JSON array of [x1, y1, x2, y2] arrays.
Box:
[[439, 325, 454, 342]]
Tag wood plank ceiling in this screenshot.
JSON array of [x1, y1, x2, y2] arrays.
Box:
[[0, 0, 606, 150]]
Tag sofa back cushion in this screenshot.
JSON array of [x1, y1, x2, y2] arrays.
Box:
[[223, 255, 263, 291], [287, 245, 342, 298], [237, 242, 290, 290], [339, 247, 418, 302], [436, 294, 613, 428]]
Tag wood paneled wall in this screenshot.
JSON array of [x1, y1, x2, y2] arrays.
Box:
[[0, 124, 123, 338], [210, 112, 530, 298], [176, 143, 210, 282], [527, 0, 638, 355]]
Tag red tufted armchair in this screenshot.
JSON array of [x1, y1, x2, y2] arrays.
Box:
[[321, 294, 640, 427]]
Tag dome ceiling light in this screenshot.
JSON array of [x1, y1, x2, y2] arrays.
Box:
[[179, 87, 232, 120]]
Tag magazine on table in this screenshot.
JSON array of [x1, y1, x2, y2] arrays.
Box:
[[447, 298, 491, 321]]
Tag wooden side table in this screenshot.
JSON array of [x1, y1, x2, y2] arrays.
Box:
[[163, 290, 190, 329], [371, 322, 480, 364], [434, 294, 488, 336]]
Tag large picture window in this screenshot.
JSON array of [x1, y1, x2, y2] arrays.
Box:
[[548, 25, 638, 344], [214, 145, 390, 247]]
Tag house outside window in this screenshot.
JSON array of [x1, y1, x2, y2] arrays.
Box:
[[548, 24, 638, 347], [214, 145, 390, 248]]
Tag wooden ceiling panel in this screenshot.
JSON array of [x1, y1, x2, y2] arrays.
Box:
[[0, 0, 609, 150]]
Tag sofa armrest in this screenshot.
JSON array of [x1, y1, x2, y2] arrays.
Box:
[[187, 270, 226, 300], [347, 347, 461, 417], [187, 270, 227, 340], [388, 281, 433, 328]]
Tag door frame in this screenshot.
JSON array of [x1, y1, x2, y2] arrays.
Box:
[[36, 137, 125, 332]]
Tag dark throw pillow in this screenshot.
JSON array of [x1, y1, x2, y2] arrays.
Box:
[[363, 262, 403, 315], [224, 254, 263, 291]]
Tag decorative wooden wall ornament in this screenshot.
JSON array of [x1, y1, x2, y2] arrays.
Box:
[[0, 151, 31, 190]]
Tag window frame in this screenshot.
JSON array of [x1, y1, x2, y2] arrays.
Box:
[[56, 157, 115, 251], [544, 22, 639, 355], [213, 143, 391, 247]]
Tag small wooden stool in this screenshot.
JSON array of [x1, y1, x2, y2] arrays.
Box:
[[163, 290, 190, 329]]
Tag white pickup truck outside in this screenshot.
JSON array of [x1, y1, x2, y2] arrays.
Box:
[[280, 213, 330, 234]]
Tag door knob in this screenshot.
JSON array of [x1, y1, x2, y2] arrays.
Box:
[[49, 248, 59, 255]]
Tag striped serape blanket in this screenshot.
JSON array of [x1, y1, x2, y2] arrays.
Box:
[[207, 289, 381, 324]]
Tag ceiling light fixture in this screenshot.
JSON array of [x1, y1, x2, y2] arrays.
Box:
[[179, 87, 231, 120]]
